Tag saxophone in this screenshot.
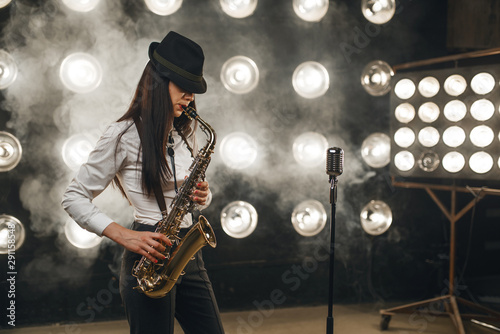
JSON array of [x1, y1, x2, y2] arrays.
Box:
[[132, 105, 217, 298]]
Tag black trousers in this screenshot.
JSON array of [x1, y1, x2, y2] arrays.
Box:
[[119, 222, 225, 334]]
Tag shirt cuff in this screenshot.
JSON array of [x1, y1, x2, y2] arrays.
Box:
[[87, 213, 115, 237]]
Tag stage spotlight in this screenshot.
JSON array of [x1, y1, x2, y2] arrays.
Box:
[[394, 103, 415, 123], [361, 0, 396, 25], [393, 127, 415, 148], [220, 0, 257, 18], [220, 56, 259, 94], [393, 151, 414, 172], [0, 0, 12, 9], [444, 74, 467, 96], [361, 60, 393, 96], [144, 0, 182, 16], [293, 0, 328, 22], [291, 199, 326, 237], [443, 100, 467, 122], [390, 64, 500, 179], [62, 134, 95, 170], [469, 152, 493, 174], [59, 53, 102, 94], [393, 78, 415, 100], [292, 132, 328, 167], [0, 131, 22, 172], [292, 61, 329, 99], [443, 126, 466, 148], [220, 201, 258, 239], [470, 72, 495, 95], [0, 215, 26, 254], [470, 99, 494, 121], [219, 132, 258, 169], [62, 0, 100, 12], [0, 50, 18, 90], [418, 76, 440, 98], [361, 132, 391, 168], [470, 125, 494, 148], [65, 218, 102, 249], [418, 127, 439, 147], [360, 200, 392, 236], [418, 102, 440, 123]]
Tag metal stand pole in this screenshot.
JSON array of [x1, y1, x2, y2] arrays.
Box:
[[379, 179, 500, 333], [326, 175, 338, 334]]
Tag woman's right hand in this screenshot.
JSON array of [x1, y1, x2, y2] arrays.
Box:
[[102, 222, 172, 263]]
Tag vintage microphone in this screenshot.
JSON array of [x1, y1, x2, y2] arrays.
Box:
[[325, 147, 344, 334]]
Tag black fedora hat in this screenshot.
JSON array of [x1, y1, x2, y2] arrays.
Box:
[[149, 31, 207, 94]]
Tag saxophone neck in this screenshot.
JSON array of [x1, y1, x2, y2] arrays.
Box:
[[181, 105, 216, 150]]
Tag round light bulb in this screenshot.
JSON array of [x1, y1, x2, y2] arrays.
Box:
[[444, 74, 467, 96], [470, 72, 495, 95], [394, 150, 415, 172], [418, 76, 440, 98], [394, 103, 415, 123], [394, 127, 415, 148], [292, 61, 330, 99], [442, 151, 465, 173], [443, 100, 466, 122], [394, 78, 415, 100], [418, 127, 440, 147], [360, 60, 393, 96], [291, 200, 327, 237], [470, 99, 495, 121], [442, 126, 466, 148], [418, 102, 440, 123], [469, 152, 493, 174], [361, 0, 396, 25], [361, 132, 391, 168], [360, 200, 393, 236]]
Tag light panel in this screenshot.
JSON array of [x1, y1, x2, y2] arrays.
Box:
[[390, 64, 500, 180]]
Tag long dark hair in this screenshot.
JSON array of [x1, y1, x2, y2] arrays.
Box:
[[113, 61, 195, 197]]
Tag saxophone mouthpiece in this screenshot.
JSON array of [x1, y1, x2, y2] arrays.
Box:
[[181, 105, 198, 120]]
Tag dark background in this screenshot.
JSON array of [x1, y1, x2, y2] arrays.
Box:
[[1, 0, 500, 328]]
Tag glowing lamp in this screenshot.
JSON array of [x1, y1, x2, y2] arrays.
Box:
[[219, 132, 258, 169], [0, 0, 12, 8], [59, 53, 103, 93], [220, 201, 258, 238], [361, 0, 396, 25], [0, 50, 18, 89], [62, 0, 100, 12], [292, 132, 328, 167], [0, 131, 22, 172], [361, 60, 393, 96], [220, 0, 257, 18], [220, 56, 259, 94], [291, 200, 326, 237], [360, 200, 392, 236], [0, 215, 26, 254], [65, 219, 102, 249], [62, 134, 95, 170], [292, 61, 329, 99], [361, 132, 391, 168], [144, 0, 182, 16], [293, 0, 328, 22]]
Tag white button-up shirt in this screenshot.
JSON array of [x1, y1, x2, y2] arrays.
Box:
[[62, 119, 211, 236]]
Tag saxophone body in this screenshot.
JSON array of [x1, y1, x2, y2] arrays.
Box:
[[132, 105, 217, 299]]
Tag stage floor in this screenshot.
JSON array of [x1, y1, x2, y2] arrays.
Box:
[[6, 303, 499, 333]]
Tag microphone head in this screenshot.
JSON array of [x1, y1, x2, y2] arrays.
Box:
[[326, 147, 344, 177]]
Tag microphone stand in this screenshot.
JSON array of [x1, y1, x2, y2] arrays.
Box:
[[326, 174, 338, 334]]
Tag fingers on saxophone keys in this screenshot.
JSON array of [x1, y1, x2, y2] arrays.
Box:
[[153, 232, 172, 246]]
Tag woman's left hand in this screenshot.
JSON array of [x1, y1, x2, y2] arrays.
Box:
[[191, 181, 210, 205]]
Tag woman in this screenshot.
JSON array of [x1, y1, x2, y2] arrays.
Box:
[[62, 31, 224, 334]]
